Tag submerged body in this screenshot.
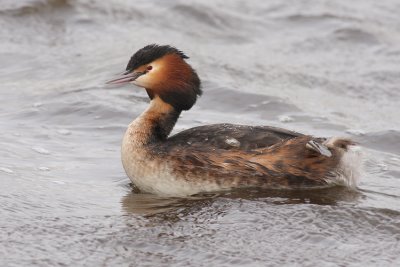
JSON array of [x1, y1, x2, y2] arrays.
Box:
[[109, 44, 362, 196]]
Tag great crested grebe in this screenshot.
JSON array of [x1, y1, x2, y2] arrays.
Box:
[[107, 44, 362, 196]]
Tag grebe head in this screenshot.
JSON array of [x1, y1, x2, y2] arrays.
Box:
[[107, 44, 202, 111]]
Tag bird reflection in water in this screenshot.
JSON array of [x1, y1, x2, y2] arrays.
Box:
[[121, 184, 362, 217]]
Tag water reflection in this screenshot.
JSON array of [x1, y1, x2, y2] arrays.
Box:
[[121, 185, 362, 217]]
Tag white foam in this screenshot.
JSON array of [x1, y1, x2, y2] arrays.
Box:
[[0, 167, 14, 174], [346, 129, 366, 136], [278, 115, 294, 123], [57, 129, 71, 135], [32, 146, 50, 155]]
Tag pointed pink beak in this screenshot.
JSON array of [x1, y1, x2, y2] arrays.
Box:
[[106, 70, 145, 85]]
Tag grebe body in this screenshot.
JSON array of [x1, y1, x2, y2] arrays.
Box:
[[108, 44, 362, 196]]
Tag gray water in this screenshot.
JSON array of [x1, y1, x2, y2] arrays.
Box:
[[1, 0, 400, 266]]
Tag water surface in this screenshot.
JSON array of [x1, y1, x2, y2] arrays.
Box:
[[1, 0, 400, 266]]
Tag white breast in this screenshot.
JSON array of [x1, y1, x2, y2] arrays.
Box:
[[121, 128, 221, 196]]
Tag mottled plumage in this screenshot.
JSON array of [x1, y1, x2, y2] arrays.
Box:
[[165, 124, 303, 150], [107, 44, 362, 196], [147, 125, 350, 190]]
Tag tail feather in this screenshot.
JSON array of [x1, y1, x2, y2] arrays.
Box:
[[324, 137, 363, 188]]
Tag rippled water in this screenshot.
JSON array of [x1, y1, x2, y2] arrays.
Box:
[[1, 0, 400, 266]]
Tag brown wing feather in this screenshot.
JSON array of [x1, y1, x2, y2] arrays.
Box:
[[151, 130, 340, 189]]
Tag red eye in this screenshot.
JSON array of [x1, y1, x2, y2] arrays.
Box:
[[147, 65, 153, 71]]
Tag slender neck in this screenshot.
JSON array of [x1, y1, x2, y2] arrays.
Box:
[[127, 97, 181, 146]]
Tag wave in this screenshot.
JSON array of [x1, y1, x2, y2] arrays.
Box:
[[357, 130, 400, 154], [0, 0, 69, 16]]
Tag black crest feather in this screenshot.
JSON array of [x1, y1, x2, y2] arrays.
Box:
[[126, 44, 189, 71]]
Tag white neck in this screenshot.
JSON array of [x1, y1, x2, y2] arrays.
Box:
[[124, 96, 180, 147]]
